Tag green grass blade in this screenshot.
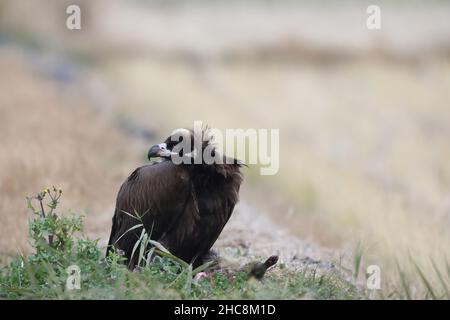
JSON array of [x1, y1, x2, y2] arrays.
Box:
[[113, 223, 143, 245], [154, 248, 189, 268], [148, 239, 171, 254], [192, 260, 216, 275], [430, 257, 449, 299], [138, 232, 149, 267], [20, 255, 37, 287], [167, 267, 187, 289], [409, 255, 437, 299], [353, 241, 364, 281], [146, 247, 155, 267], [133, 208, 151, 221], [129, 228, 146, 268], [395, 258, 411, 300], [184, 264, 193, 295], [120, 210, 142, 222], [446, 259, 450, 279]]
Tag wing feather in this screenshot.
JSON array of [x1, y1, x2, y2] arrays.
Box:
[[107, 161, 194, 265]]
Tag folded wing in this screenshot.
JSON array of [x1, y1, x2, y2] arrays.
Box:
[[106, 161, 195, 267]]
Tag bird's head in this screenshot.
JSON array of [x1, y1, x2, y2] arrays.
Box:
[[147, 127, 214, 163], [147, 142, 173, 159]]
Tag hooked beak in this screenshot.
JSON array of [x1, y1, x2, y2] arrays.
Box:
[[148, 143, 172, 160]]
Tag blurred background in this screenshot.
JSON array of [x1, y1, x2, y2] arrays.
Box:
[[1, 0, 450, 298]]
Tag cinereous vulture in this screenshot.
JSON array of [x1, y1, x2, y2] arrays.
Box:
[[107, 128, 243, 268]]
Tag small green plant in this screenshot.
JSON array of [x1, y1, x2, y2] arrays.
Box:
[[0, 187, 125, 299], [26, 187, 83, 256]]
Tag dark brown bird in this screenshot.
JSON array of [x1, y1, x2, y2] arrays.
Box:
[[107, 128, 243, 269]]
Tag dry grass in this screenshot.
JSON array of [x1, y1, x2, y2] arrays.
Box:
[[0, 48, 140, 260]]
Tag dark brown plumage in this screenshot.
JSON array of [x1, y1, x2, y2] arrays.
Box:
[[106, 128, 243, 269]]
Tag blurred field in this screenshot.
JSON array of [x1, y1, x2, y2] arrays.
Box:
[[0, 48, 143, 260], [1, 0, 450, 298]]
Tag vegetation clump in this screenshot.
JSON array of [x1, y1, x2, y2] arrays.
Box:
[[0, 188, 359, 299]]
